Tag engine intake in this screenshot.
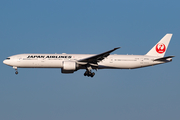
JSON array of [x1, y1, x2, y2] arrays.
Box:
[[61, 61, 77, 73]]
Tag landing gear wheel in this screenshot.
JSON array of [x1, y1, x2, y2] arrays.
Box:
[[15, 71, 18, 75], [84, 71, 95, 77], [91, 72, 95, 77], [84, 71, 88, 76]]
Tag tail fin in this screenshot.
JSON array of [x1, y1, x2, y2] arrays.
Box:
[[146, 33, 173, 57]]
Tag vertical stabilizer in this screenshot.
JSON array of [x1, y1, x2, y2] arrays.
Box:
[[146, 34, 173, 57]]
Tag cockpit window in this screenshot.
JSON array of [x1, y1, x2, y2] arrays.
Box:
[[6, 58, 10, 60]]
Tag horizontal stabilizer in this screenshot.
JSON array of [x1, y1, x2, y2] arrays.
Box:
[[154, 56, 175, 62]]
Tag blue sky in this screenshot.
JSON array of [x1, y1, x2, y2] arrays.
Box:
[[0, 0, 180, 120]]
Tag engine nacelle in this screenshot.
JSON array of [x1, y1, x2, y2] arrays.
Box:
[[61, 61, 77, 74]]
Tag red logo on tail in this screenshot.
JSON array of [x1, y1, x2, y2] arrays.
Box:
[[156, 43, 166, 54]]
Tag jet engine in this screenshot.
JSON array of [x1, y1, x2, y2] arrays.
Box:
[[61, 61, 77, 73]]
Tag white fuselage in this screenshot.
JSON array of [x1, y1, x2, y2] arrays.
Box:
[[3, 54, 165, 69]]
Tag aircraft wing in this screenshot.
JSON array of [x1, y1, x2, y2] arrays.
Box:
[[78, 47, 120, 64]]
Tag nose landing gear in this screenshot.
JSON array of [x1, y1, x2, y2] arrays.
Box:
[[15, 71, 18, 75], [13, 66, 18, 75]]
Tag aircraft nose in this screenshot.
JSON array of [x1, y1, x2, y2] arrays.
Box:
[[3, 59, 9, 65], [3, 58, 13, 66], [3, 60, 7, 64]]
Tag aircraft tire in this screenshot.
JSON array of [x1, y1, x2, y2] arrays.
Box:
[[91, 72, 95, 77]]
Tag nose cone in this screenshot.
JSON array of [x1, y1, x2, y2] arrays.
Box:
[[3, 60, 7, 64], [3, 57, 13, 66], [3, 60, 11, 66]]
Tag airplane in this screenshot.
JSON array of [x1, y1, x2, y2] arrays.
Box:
[[3, 33, 174, 77]]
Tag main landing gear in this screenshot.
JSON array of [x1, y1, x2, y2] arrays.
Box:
[[84, 70, 95, 77], [13, 66, 18, 75], [84, 65, 95, 77]]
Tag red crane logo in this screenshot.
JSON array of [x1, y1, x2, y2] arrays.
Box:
[[156, 43, 166, 54]]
